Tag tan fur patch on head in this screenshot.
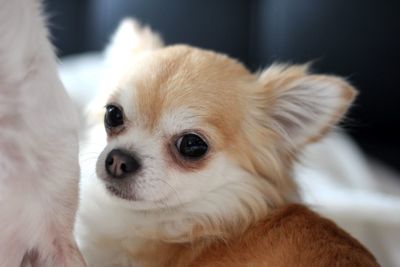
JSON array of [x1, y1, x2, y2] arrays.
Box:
[[113, 45, 254, 151]]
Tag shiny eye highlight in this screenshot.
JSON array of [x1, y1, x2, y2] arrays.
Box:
[[104, 104, 124, 129], [175, 133, 208, 160]]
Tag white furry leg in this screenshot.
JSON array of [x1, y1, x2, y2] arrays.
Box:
[[0, 243, 26, 267]]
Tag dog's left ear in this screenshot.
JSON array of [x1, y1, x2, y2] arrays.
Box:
[[105, 18, 164, 66], [255, 64, 357, 148]]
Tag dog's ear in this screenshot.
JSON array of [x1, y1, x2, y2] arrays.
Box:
[[105, 18, 164, 66], [85, 19, 164, 126], [255, 64, 357, 148]]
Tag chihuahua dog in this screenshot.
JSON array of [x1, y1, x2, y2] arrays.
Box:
[[0, 0, 85, 266], [76, 19, 378, 266]]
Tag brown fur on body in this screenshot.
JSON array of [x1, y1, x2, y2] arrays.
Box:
[[191, 204, 379, 267], [126, 204, 378, 267]]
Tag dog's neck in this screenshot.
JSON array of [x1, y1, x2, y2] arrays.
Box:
[[98, 196, 288, 267], [78, 160, 298, 266], [79, 208, 226, 266], [116, 236, 207, 267]]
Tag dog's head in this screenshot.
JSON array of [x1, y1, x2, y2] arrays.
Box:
[[90, 19, 356, 234]]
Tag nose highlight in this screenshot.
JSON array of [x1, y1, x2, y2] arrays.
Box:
[[105, 149, 140, 179]]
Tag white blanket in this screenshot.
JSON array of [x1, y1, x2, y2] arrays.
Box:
[[60, 52, 400, 267]]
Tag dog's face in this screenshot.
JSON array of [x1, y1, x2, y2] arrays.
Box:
[[92, 19, 356, 213], [96, 46, 257, 209]]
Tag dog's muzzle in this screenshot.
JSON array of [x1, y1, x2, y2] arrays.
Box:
[[105, 149, 141, 179]]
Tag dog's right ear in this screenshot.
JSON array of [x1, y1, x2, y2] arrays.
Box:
[[105, 18, 164, 67], [86, 19, 163, 127]]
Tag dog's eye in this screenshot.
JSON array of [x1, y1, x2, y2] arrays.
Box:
[[105, 105, 124, 129], [176, 134, 208, 160]]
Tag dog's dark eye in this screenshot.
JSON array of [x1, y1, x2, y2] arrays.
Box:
[[176, 134, 208, 160], [105, 105, 124, 129]]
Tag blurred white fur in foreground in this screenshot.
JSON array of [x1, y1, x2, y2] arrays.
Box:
[[0, 0, 85, 266]]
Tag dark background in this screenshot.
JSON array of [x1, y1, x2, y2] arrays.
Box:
[[45, 0, 400, 172]]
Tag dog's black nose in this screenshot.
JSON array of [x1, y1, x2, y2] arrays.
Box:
[[105, 149, 140, 179]]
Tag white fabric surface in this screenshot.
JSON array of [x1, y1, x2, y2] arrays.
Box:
[[59, 53, 400, 267]]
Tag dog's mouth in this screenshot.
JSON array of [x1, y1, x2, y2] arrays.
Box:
[[105, 184, 136, 201]]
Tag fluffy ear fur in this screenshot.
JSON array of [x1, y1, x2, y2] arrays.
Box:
[[86, 18, 163, 127], [256, 64, 357, 148], [105, 18, 164, 66]]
